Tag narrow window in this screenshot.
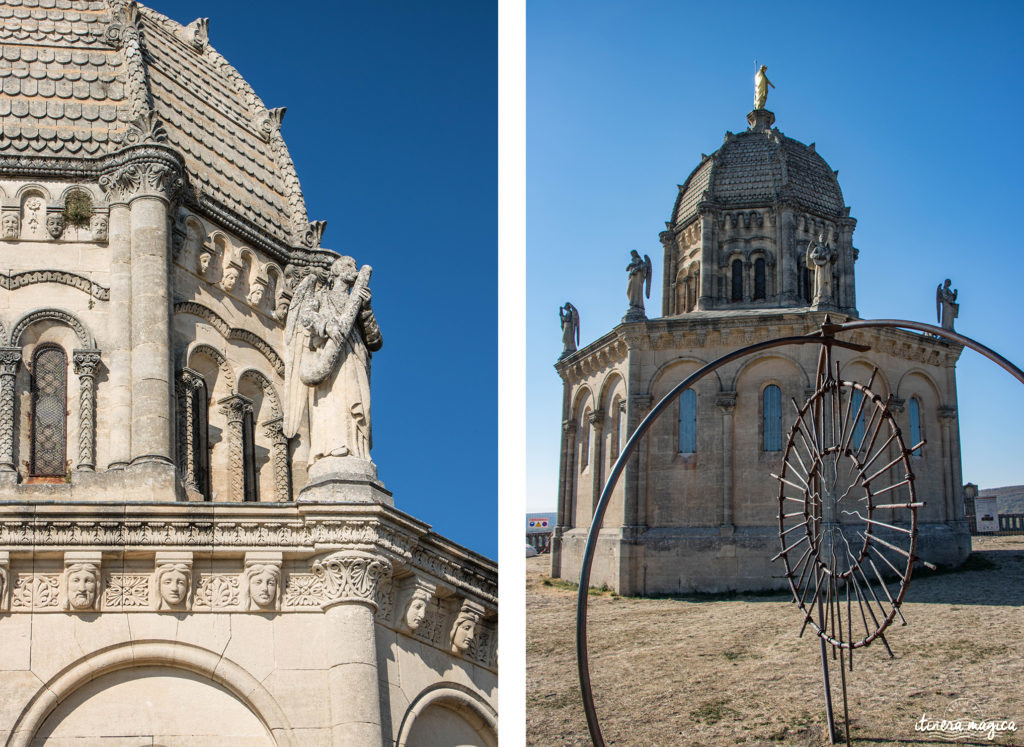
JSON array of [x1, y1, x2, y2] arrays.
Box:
[[610, 398, 621, 459], [753, 258, 766, 300], [191, 378, 211, 499], [763, 384, 782, 451], [579, 410, 590, 470], [731, 259, 743, 301], [242, 406, 259, 501], [851, 390, 865, 449], [802, 264, 813, 303], [619, 402, 627, 453], [908, 397, 922, 455], [31, 346, 67, 476], [678, 388, 696, 454]]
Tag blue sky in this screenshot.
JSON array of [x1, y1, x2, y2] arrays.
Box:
[[151, 1, 497, 558], [527, 1, 1024, 511]]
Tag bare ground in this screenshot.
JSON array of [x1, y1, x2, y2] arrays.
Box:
[[526, 535, 1024, 746]]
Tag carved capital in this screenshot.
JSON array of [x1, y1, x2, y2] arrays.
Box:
[[585, 410, 603, 429], [0, 347, 21, 376], [311, 551, 392, 611], [99, 153, 184, 205], [562, 419, 577, 435], [629, 393, 653, 412], [73, 349, 101, 377], [888, 397, 905, 414], [218, 393, 253, 424], [938, 406, 957, 422], [715, 391, 737, 412]]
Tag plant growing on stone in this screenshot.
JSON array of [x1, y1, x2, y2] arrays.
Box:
[[63, 192, 93, 227]]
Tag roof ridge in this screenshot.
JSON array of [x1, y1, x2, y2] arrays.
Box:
[[103, 0, 152, 121]]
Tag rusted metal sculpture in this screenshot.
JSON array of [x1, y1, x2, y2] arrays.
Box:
[[576, 317, 1024, 746]]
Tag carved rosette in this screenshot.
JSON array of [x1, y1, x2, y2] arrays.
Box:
[[73, 350, 101, 471], [310, 551, 393, 611], [99, 152, 185, 206], [0, 347, 21, 471]]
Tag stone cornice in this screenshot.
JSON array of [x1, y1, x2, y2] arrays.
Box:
[[0, 502, 497, 606]]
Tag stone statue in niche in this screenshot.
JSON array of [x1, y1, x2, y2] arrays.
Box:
[[46, 213, 66, 239], [151, 562, 192, 610], [805, 231, 836, 306], [284, 256, 382, 473], [239, 562, 281, 610], [559, 302, 579, 359], [624, 250, 651, 322], [450, 600, 484, 656], [399, 579, 435, 633], [1, 213, 18, 239], [61, 561, 101, 611], [936, 278, 958, 331], [22, 195, 44, 239], [90, 213, 108, 241]]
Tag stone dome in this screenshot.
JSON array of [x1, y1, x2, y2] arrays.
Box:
[[0, 0, 310, 254], [670, 110, 847, 228]]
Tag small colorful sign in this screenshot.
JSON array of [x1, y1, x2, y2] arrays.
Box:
[[527, 517, 550, 529]]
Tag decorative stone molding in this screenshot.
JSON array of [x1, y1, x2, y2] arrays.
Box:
[[0, 270, 110, 301], [310, 551, 393, 611], [10, 307, 95, 348], [0, 552, 9, 611], [151, 552, 193, 611], [263, 416, 290, 502], [11, 574, 60, 610], [176, 368, 205, 497], [102, 573, 149, 608], [715, 391, 737, 411], [73, 350, 101, 471], [61, 551, 102, 612], [125, 110, 169, 146], [0, 348, 21, 472], [192, 574, 240, 610], [175, 302, 286, 375], [99, 158, 184, 205], [301, 220, 327, 249]]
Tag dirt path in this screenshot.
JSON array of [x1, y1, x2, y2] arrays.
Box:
[[526, 536, 1024, 745]]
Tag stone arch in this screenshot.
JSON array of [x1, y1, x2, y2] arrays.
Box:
[[7, 640, 295, 747], [895, 367, 942, 402], [396, 683, 497, 747], [571, 385, 594, 421], [597, 369, 626, 412], [726, 351, 810, 393], [10, 308, 94, 349], [57, 184, 98, 205], [238, 368, 282, 418], [238, 368, 289, 501], [14, 183, 53, 203], [175, 302, 285, 376], [649, 354, 723, 397], [187, 341, 236, 391]]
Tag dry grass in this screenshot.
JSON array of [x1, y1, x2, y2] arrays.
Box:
[[526, 535, 1024, 745]]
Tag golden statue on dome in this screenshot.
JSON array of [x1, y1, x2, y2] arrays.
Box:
[[754, 64, 774, 110]]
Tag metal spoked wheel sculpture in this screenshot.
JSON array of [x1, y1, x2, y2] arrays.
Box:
[[576, 318, 1024, 747]]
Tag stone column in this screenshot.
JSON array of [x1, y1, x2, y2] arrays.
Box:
[[697, 210, 715, 310], [176, 368, 203, 498], [105, 202, 132, 469], [73, 350, 101, 471], [311, 551, 391, 746], [716, 392, 737, 527], [624, 392, 652, 527], [938, 407, 957, 521], [263, 416, 290, 502], [0, 348, 21, 474], [587, 410, 604, 518], [659, 230, 675, 316], [219, 394, 253, 502]]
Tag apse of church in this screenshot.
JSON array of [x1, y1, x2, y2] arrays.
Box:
[[0, 2, 496, 745], [552, 102, 969, 596]]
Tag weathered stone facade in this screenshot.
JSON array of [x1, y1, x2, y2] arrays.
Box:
[[551, 107, 969, 595], [0, 2, 496, 744]]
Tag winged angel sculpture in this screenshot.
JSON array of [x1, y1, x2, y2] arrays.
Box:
[[283, 256, 382, 467], [625, 250, 652, 320]]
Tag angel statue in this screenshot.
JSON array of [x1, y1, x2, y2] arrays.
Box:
[[559, 302, 580, 359], [936, 278, 958, 331], [624, 250, 652, 322], [283, 256, 383, 474]]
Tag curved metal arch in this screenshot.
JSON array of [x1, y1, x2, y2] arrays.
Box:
[[728, 348, 812, 392], [648, 354, 723, 396], [9, 308, 95, 348], [576, 318, 1024, 745]]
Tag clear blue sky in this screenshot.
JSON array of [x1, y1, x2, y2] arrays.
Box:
[[527, 1, 1024, 511], [151, 1, 497, 558]]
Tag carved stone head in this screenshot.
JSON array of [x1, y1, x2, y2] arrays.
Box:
[[63, 562, 100, 611], [450, 600, 484, 656], [400, 580, 435, 632], [240, 562, 281, 611], [221, 265, 239, 291], [197, 250, 213, 276], [46, 213, 65, 239], [151, 562, 192, 610], [1, 213, 18, 239], [247, 286, 264, 307], [273, 296, 291, 322], [330, 255, 358, 286], [90, 214, 108, 241]]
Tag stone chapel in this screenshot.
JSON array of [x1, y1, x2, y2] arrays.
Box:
[[0, 1, 496, 744], [551, 105, 971, 595]]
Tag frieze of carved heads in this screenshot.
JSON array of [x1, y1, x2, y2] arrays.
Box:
[[45, 212, 65, 239], [239, 552, 283, 611], [61, 552, 102, 612], [1, 212, 18, 240], [311, 551, 393, 610], [150, 552, 193, 611], [90, 213, 108, 242]]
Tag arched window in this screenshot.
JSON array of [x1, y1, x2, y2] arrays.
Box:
[[731, 259, 743, 301], [187, 376, 211, 500], [908, 397, 922, 455], [678, 388, 696, 454], [610, 397, 621, 460], [851, 389, 865, 449], [802, 264, 813, 303], [31, 345, 67, 477], [753, 258, 766, 300], [579, 409, 590, 471], [242, 406, 259, 501], [762, 384, 781, 451]]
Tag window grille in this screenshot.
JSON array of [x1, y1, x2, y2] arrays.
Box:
[[31, 346, 67, 476]]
